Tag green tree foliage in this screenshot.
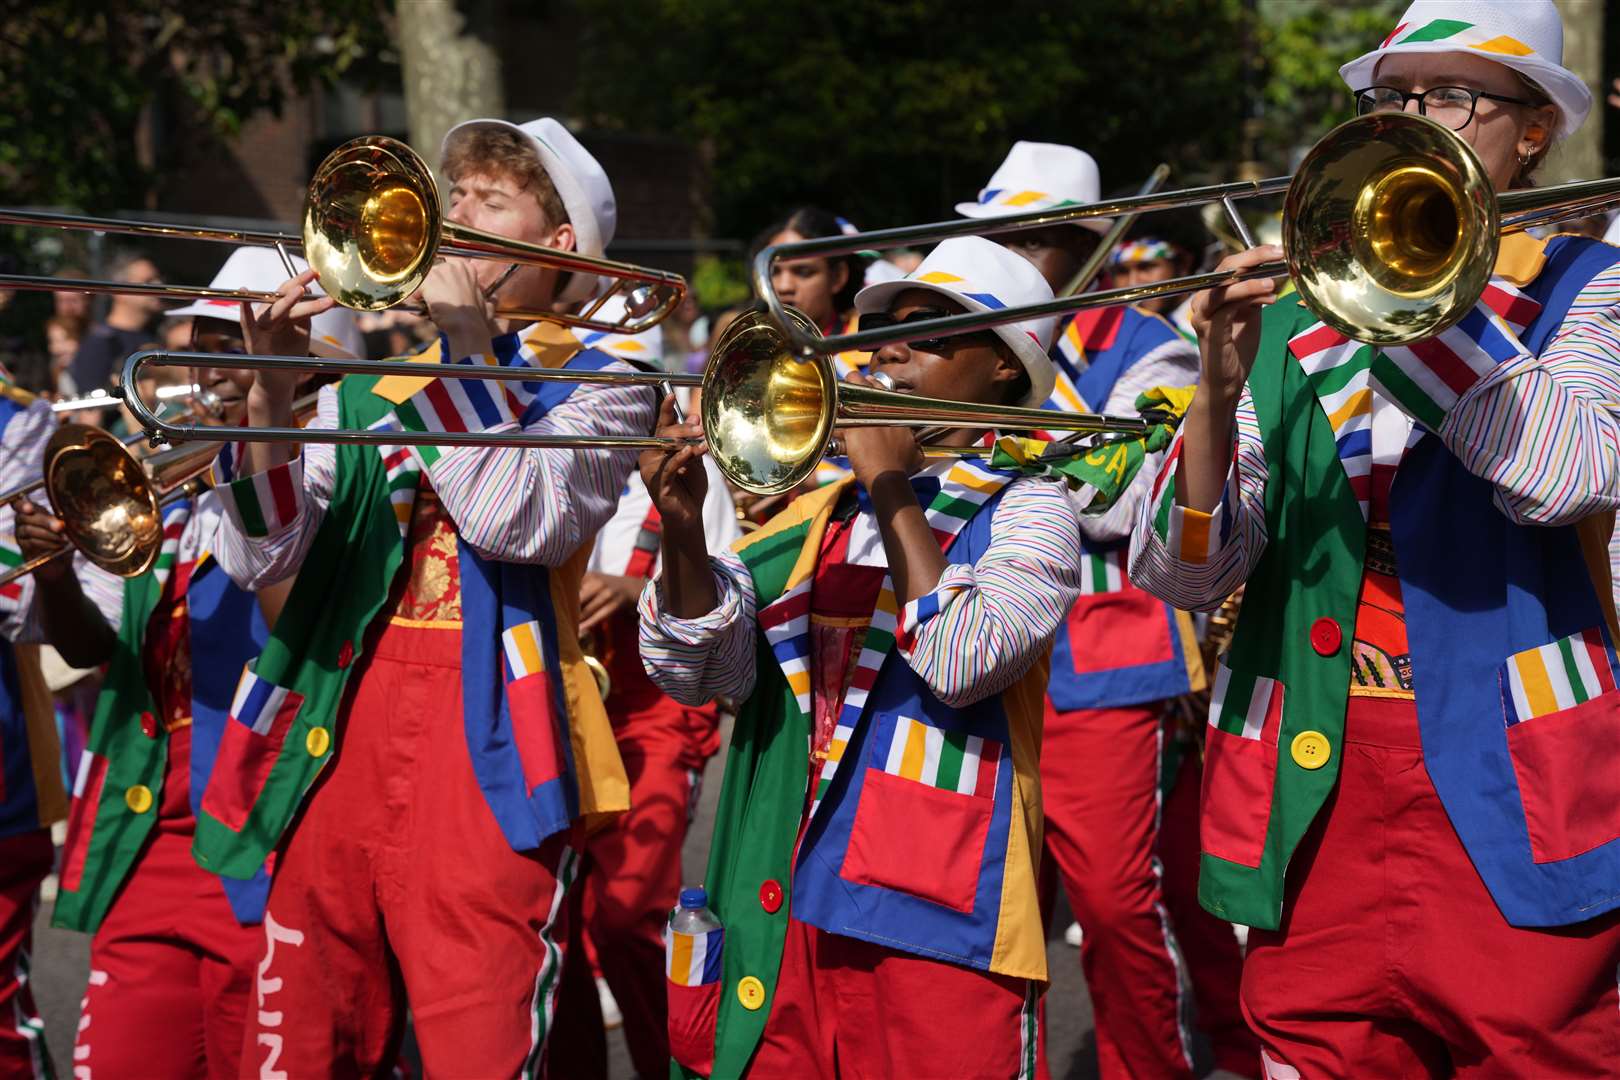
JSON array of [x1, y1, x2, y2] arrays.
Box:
[[573, 0, 1255, 239], [0, 2, 395, 212], [1256, 0, 1404, 167]]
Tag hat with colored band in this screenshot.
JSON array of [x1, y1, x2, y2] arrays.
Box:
[[853, 235, 1058, 409], [1338, 0, 1590, 140], [956, 141, 1111, 236], [1111, 238, 1183, 267], [166, 246, 362, 360], [441, 116, 618, 304]]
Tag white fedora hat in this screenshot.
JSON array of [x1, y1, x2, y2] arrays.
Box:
[[441, 116, 618, 304], [854, 235, 1057, 408], [167, 246, 362, 360], [1339, 0, 1591, 140], [956, 141, 1111, 236]]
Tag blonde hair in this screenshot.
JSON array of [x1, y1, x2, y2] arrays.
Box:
[[442, 128, 571, 227]]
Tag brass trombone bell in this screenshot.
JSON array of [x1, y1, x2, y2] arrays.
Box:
[[0, 137, 686, 337], [756, 113, 1620, 352]]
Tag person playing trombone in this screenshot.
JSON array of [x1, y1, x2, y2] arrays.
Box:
[[11, 246, 357, 1078], [640, 236, 1083, 1077], [1132, 1, 1620, 1072], [199, 117, 652, 1077]]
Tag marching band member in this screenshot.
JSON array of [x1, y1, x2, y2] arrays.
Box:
[[0, 382, 64, 1078], [640, 236, 1083, 1078], [12, 248, 357, 1078], [1133, 2, 1620, 1072], [548, 313, 740, 1078], [1108, 209, 1209, 342], [202, 117, 652, 1076], [960, 143, 1251, 1078]]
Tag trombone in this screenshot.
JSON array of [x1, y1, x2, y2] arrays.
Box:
[[0, 393, 321, 588], [0, 136, 685, 336], [754, 112, 1620, 353], [121, 306, 1154, 496]]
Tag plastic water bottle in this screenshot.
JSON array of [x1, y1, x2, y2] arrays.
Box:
[[670, 886, 722, 938]]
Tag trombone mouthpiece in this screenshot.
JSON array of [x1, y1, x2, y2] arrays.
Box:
[[869, 371, 896, 391]]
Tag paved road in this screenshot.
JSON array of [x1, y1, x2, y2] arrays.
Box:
[[32, 723, 1108, 1078]]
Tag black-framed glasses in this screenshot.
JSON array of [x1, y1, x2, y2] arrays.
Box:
[[1352, 85, 1534, 131], [857, 309, 1000, 354]]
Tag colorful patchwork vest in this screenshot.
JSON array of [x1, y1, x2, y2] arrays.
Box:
[[52, 498, 274, 932], [1047, 306, 1202, 709], [0, 398, 66, 844], [192, 332, 633, 882], [1200, 234, 1620, 931], [695, 467, 1051, 1079]]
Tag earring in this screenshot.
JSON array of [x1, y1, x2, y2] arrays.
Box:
[[1518, 149, 1532, 166]]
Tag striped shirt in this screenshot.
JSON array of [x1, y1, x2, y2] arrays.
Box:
[[212, 357, 656, 590], [1131, 263, 1620, 612], [0, 399, 57, 640], [638, 475, 1084, 710]]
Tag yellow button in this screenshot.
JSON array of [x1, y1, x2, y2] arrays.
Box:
[[736, 975, 766, 1011], [305, 727, 331, 757], [1290, 730, 1332, 771], [124, 785, 153, 814]]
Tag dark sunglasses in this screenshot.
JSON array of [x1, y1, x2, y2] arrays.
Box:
[[857, 310, 1000, 354]]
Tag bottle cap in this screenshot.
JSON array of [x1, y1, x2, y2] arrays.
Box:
[[679, 886, 709, 910]]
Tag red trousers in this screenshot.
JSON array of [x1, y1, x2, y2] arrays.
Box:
[[0, 829, 51, 1079], [74, 822, 262, 1079], [1037, 702, 1253, 1080], [750, 915, 1037, 1078], [65, 726, 260, 1079], [550, 748, 699, 1078], [1244, 696, 1620, 1077], [241, 620, 576, 1079]]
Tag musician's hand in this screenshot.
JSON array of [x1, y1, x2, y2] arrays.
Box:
[[639, 395, 708, 533], [242, 269, 334, 419], [840, 374, 924, 489], [579, 572, 643, 635], [418, 258, 496, 362], [1189, 245, 1282, 402], [14, 498, 71, 585]]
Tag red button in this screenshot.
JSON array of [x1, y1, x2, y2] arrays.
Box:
[[1310, 617, 1342, 656], [337, 640, 354, 669], [139, 711, 158, 739], [759, 879, 783, 914]]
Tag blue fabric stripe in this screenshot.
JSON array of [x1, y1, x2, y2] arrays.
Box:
[[965, 292, 1006, 310], [771, 635, 811, 662], [460, 377, 507, 430], [1335, 427, 1372, 460]]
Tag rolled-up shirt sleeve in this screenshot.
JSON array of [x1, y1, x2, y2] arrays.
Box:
[[638, 548, 758, 706], [211, 383, 338, 591], [429, 374, 657, 566], [894, 477, 1083, 708], [1130, 384, 1269, 612]]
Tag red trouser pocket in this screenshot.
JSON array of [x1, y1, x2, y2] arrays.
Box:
[[841, 768, 992, 913], [1200, 726, 1278, 870], [668, 978, 720, 1075], [1506, 689, 1620, 863]]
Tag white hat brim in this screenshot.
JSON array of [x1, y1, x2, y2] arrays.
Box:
[[852, 279, 1056, 409], [955, 200, 1113, 236], [1339, 45, 1592, 140], [441, 118, 606, 305]]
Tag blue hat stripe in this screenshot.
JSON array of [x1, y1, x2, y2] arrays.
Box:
[[964, 291, 1006, 310]]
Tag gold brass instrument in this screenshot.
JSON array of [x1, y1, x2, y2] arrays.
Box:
[[0, 136, 685, 336], [121, 308, 1155, 497], [0, 394, 321, 588], [0, 429, 219, 587], [755, 113, 1620, 354]]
